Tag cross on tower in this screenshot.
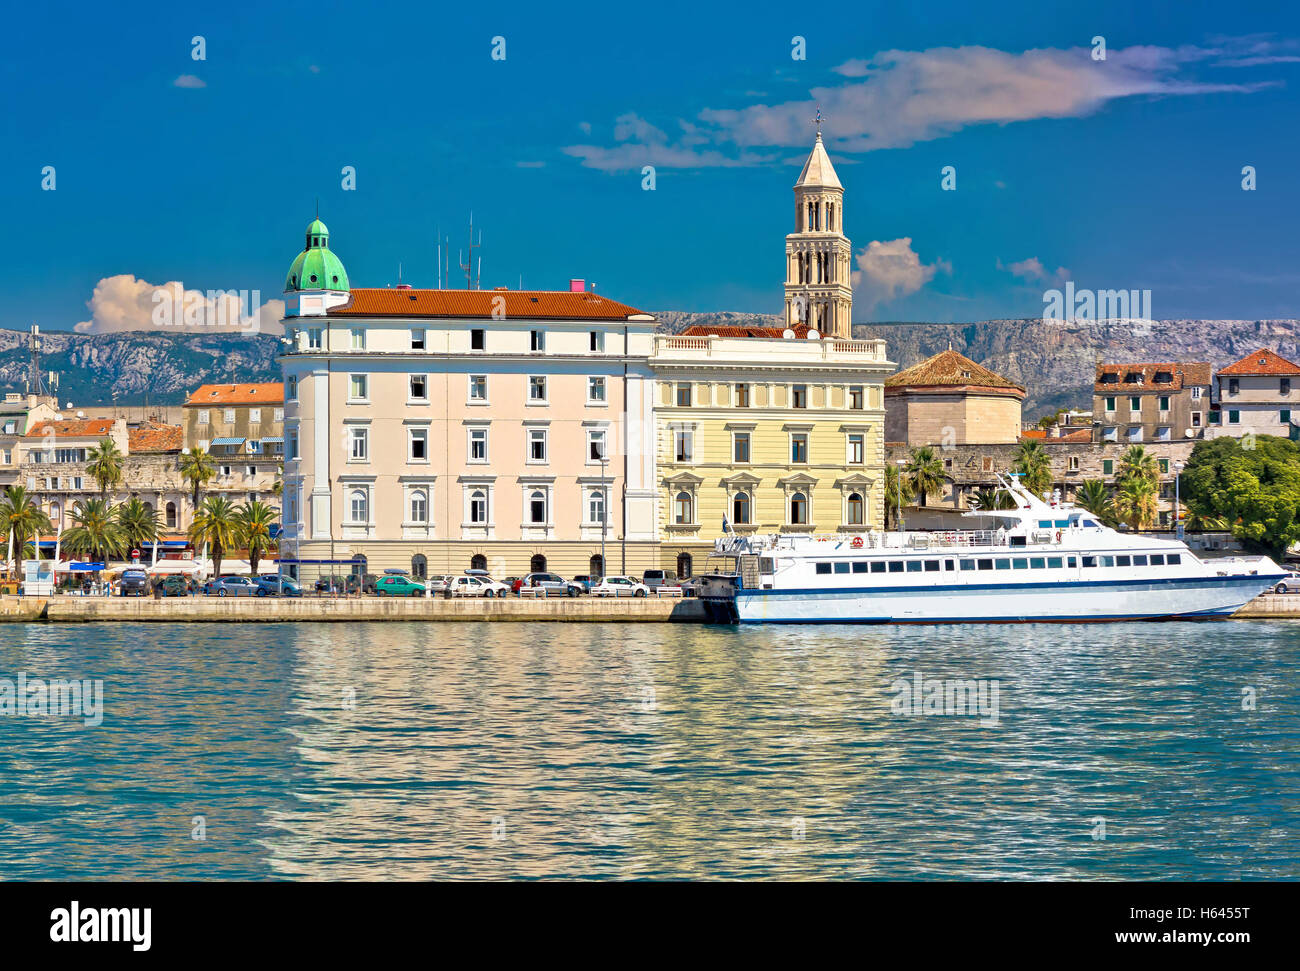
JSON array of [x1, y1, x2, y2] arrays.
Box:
[[814, 105, 823, 137]]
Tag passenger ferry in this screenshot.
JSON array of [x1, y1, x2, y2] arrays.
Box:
[[702, 475, 1283, 624]]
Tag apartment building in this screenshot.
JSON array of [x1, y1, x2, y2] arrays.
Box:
[[1206, 348, 1300, 439], [182, 382, 284, 501], [1093, 362, 1212, 443]]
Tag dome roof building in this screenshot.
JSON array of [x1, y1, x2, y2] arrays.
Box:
[[285, 218, 350, 293], [884, 349, 1026, 445]]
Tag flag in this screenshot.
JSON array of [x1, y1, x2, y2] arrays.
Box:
[[722, 515, 731, 534]]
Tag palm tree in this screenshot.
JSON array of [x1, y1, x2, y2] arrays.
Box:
[[1117, 445, 1159, 489], [1012, 439, 1054, 497], [62, 498, 127, 563], [86, 438, 125, 497], [0, 486, 52, 575], [884, 464, 914, 529], [237, 501, 278, 574], [189, 495, 242, 579], [117, 497, 160, 556], [971, 487, 1015, 512], [1113, 476, 1159, 531], [1184, 508, 1230, 532], [179, 448, 217, 512], [1074, 479, 1117, 527], [904, 446, 946, 507]]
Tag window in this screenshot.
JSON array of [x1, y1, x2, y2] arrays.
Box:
[[735, 383, 750, 408], [165, 502, 177, 528], [471, 329, 486, 351], [1104, 396, 1116, 412], [469, 375, 487, 401], [530, 330, 545, 352], [846, 492, 864, 526], [348, 426, 368, 461], [676, 553, 693, 580], [409, 374, 428, 401], [733, 432, 751, 463], [1158, 396, 1170, 411], [528, 428, 548, 462], [791, 433, 808, 464], [528, 489, 547, 524], [469, 489, 488, 524], [1158, 458, 1169, 474], [197, 409, 210, 425], [849, 386, 864, 410], [674, 429, 693, 462], [409, 427, 428, 462], [273, 408, 284, 422], [223, 408, 236, 424], [1228, 378, 1239, 396], [588, 376, 606, 403], [792, 385, 808, 409], [287, 427, 299, 460], [1192, 412, 1202, 427], [1228, 410, 1240, 424], [409, 489, 428, 523], [469, 427, 487, 462], [1191, 386, 1203, 399], [1284, 378, 1292, 395], [286, 376, 298, 400], [411, 554, 427, 579], [588, 490, 606, 525], [350, 328, 365, 350], [529, 376, 547, 402], [1102, 459, 1113, 475], [732, 491, 751, 525], [349, 489, 368, 523], [1068, 455, 1080, 472], [1129, 396, 1141, 411], [307, 328, 323, 350], [789, 492, 809, 525], [349, 374, 368, 401], [587, 429, 607, 462], [674, 491, 694, 525], [1283, 409, 1292, 424], [246, 465, 257, 477], [847, 433, 864, 465], [676, 383, 692, 407], [589, 331, 604, 352], [411, 328, 425, 350]]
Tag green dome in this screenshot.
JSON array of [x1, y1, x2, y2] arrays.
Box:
[[285, 217, 349, 292]]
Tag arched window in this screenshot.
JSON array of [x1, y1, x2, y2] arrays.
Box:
[[790, 492, 809, 525], [674, 491, 694, 525], [165, 501, 177, 529], [529, 489, 547, 524], [589, 554, 604, 579], [529, 554, 547, 573], [410, 489, 427, 523], [49, 502, 60, 528], [588, 490, 606, 525], [349, 489, 368, 523], [469, 489, 487, 524], [676, 553, 693, 580], [471, 554, 487, 571], [411, 554, 427, 579], [846, 492, 865, 526], [732, 491, 751, 525], [351, 554, 367, 581]]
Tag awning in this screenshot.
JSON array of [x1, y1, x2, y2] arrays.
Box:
[[259, 436, 284, 444], [209, 437, 245, 447]]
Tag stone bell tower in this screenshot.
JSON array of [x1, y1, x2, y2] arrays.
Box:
[[784, 118, 853, 338]]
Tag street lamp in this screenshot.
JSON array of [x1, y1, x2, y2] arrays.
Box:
[[1173, 460, 1185, 540]]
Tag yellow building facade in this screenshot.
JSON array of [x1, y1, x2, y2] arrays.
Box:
[[652, 331, 892, 576]]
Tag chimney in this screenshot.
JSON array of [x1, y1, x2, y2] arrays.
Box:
[[569, 279, 585, 292]]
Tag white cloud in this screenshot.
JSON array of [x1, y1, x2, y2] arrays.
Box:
[[565, 40, 1284, 171], [74, 275, 285, 336], [851, 238, 950, 310], [999, 256, 1069, 285], [172, 74, 206, 89]]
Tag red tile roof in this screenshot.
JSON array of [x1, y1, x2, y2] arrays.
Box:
[[185, 383, 284, 406], [679, 323, 812, 339], [1022, 428, 1093, 443], [327, 288, 649, 320], [886, 349, 1026, 396], [127, 423, 183, 453], [1094, 362, 1211, 392], [1217, 348, 1300, 376], [25, 418, 116, 439]]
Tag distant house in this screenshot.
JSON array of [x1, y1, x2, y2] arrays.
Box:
[[1093, 362, 1212, 444], [1207, 348, 1300, 440]]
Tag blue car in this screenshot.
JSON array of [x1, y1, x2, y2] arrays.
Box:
[[202, 575, 259, 597], [254, 576, 302, 597]]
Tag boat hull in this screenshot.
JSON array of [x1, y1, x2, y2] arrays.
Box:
[[730, 573, 1279, 624]]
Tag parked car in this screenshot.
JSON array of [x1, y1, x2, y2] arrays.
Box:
[[118, 569, 150, 597], [315, 575, 350, 594], [591, 575, 650, 598], [157, 574, 190, 597], [520, 572, 582, 597], [447, 575, 511, 598], [642, 569, 670, 591], [375, 574, 426, 597], [203, 575, 259, 597], [424, 574, 454, 594], [359, 573, 382, 595], [570, 574, 597, 594], [254, 576, 302, 597], [1274, 571, 1300, 594]]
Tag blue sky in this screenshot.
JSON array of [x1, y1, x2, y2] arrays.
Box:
[[3, 0, 1299, 332]]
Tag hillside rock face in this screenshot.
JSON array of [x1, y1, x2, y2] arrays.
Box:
[[5, 317, 1299, 414]]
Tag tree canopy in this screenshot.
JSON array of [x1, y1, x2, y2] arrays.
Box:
[[1180, 435, 1300, 555]]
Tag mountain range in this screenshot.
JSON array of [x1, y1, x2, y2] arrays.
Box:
[[4, 316, 1298, 418]]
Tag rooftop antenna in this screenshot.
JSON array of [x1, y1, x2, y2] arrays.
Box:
[[814, 105, 824, 137], [27, 324, 49, 396], [398, 261, 403, 286], [459, 213, 482, 290], [436, 223, 441, 289]]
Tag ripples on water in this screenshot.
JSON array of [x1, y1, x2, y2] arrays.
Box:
[[0, 620, 1297, 880]]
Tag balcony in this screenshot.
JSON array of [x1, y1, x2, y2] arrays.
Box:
[[654, 333, 891, 366]]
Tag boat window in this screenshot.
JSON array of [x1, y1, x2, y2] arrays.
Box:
[[924, 560, 941, 572], [1081, 556, 1097, 568], [977, 559, 994, 570], [1083, 520, 1099, 528], [888, 561, 905, 573], [1102, 555, 1115, 567], [1167, 553, 1181, 565], [759, 558, 775, 573], [833, 562, 850, 574], [961, 559, 977, 571], [995, 558, 1011, 570], [1030, 557, 1045, 569], [1055, 520, 1069, 528], [852, 561, 869, 573], [944, 559, 956, 571], [906, 561, 923, 573], [1047, 557, 1063, 568], [1037, 520, 1053, 529], [1116, 555, 1132, 567], [1009, 536, 1027, 547], [870, 561, 887, 574], [1067, 557, 1078, 568], [1013, 558, 1029, 569], [1149, 554, 1164, 565], [815, 562, 832, 575], [1132, 555, 1147, 567]]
